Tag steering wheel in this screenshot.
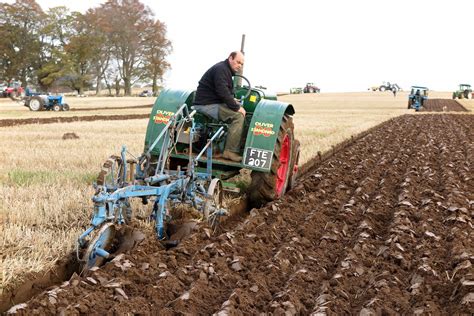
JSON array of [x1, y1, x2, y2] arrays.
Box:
[[233, 74, 252, 100]]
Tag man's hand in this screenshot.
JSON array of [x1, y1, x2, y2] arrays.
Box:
[[238, 106, 246, 117]]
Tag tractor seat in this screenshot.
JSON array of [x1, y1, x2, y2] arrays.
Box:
[[191, 104, 218, 118], [191, 105, 221, 124]]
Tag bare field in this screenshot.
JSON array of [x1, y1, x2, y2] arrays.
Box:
[[0, 91, 472, 311]]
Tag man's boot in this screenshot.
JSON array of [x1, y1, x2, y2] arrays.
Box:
[[222, 150, 242, 162]]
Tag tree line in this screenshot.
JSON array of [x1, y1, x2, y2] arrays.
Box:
[[0, 0, 172, 96]]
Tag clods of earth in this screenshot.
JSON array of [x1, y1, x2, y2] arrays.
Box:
[[6, 113, 474, 315]]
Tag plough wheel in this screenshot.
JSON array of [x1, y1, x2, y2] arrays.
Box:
[[248, 115, 297, 207], [82, 223, 116, 271], [204, 178, 223, 227]]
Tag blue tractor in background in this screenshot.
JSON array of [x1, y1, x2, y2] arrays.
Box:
[[23, 87, 70, 111], [408, 86, 428, 111]]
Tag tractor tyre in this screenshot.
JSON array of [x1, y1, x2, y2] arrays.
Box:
[[379, 86, 386, 92], [29, 96, 43, 111], [62, 103, 70, 111], [53, 104, 61, 112], [452, 93, 456, 99], [464, 91, 471, 99], [287, 139, 300, 191], [248, 115, 297, 207]]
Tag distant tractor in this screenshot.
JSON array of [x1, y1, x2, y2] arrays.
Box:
[[452, 84, 472, 99], [303, 83, 320, 93], [139, 90, 153, 97], [23, 88, 70, 111], [0, 81, 24, 98], [408, 86, 428, 111], [290, 87, 303, 94], [376, 82, 401, 92]]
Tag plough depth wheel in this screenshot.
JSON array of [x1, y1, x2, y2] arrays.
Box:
[[204, 178, 223, 227], [82, 223, 116, 270]]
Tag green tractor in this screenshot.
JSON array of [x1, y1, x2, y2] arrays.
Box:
[[452, 84, 472, 99], [76, 76, 300, 269], [145, 76, 300, 207]]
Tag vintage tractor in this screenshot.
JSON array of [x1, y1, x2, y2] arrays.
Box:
[[408, 86, 428, 111], [77, 75, 300, 270], [376, 82, 401, 92], [1, 81, 24, 99], [452, 84, 472, 99], [22, 88, 70, 111], [303, 83, 320, 93], [290, 87, 303, 94]]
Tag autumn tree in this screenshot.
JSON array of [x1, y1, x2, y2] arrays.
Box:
[[0, 0, 44, 86], [0, 0, 171, 94], [37, 6, 85, 91], [81, 9, 112, 95], [95, 0, 170, 95], [142, 20, 171, 94]]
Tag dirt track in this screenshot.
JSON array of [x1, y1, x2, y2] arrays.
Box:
[[68, 104, 152, 112], [0, 114, 150, 128], [8, 113, 474, 314]]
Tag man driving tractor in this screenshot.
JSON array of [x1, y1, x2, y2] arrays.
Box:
[[193, 51, 246, 162]]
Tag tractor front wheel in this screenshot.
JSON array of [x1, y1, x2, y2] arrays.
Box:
[[248, 115, 297, 207], [62, 103, 70, 111], [53, 104, 61, 111]]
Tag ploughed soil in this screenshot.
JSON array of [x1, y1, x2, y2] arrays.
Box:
[[7, 114, 474, 315], [0, 114, 149, 128], [0, 104, 152, 128], [423, 99, 469, 112]]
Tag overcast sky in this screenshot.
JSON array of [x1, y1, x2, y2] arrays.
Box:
[[9, 0, 474, 92]]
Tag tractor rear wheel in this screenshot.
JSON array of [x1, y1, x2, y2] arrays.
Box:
[[62, 103, 70, 111], [287, 139, 300, 190], [248, 115, 297, 207], [53, 104, 61, 111], [29, 96, 43, 111]]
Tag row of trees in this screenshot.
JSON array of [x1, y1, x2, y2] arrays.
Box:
[[0, 0, 172, 95]]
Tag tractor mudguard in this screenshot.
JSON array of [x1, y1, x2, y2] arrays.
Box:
[[144, 89, 195, 155], [242, 99, 295, 172]]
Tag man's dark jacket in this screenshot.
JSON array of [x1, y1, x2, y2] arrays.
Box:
[[193, 59, 240, 111]]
